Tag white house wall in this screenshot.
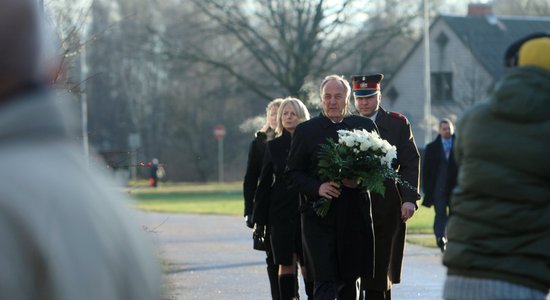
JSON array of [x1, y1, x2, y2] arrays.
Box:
[[385, 19, 494, 148]]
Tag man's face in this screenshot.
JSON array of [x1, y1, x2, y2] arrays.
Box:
[[321, 80, 348, 122], [439, 122, 454, 139], [354, 93, 380, 117]]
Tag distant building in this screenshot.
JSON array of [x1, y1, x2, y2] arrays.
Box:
[[383, 4, 550, 146]]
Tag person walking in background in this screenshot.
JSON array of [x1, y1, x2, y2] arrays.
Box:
[[286, 75, 377, 300], [243, 98, 284, 299], [253, 97, 313, 300], [351, 74, 420, 300], [149, 158, 160, 187], [442, 34, 550, 300], [421, 118, 458, 252], [0, 1, 162, 299]]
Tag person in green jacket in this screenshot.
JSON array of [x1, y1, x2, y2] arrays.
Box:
[[442, 34, 550, 300]]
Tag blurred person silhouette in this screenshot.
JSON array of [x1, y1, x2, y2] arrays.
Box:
[[149, 158, 159, 187], [421, 118, 458, 252], [243, 98, 285, 299], [0, 1, 162, 299], [253, 97, 313, 299], [442, 34, 550, 300], [352, 74, 420, 300]]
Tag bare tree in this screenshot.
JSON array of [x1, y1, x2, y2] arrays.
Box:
[[494, 0, 550, 16], [49, 0, 482, 182], [44, 0, 95, 89], [156, 0, 421, 102]]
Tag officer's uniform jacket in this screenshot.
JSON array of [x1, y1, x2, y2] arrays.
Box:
[[364, 107, 420, 291]]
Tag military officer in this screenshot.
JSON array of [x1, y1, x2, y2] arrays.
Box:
[[352, 74, 420, 300]]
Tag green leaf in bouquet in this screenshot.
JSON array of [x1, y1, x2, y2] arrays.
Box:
[[369, 181, 386, 196], [337, 146, 348, 156], [318, 160, 331, 168]]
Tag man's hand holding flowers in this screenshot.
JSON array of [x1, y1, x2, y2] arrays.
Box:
[[318, 181, 341, 199]]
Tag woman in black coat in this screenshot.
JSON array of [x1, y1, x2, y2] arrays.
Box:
[[253, 98, 312, 300], [243, 99, 283, 226], [243, 98, 283, 300]]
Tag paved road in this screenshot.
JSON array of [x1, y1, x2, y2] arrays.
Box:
[[138, 212, 446, 300]]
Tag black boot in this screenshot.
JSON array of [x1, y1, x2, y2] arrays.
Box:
[[279, 274, 297, 300], [267, 264, 280, 300]]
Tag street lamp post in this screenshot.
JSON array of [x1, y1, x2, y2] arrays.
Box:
[[80, 45, 89, 165]]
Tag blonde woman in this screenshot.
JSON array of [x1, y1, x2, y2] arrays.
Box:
[[243, 98, 283, 300], [253, 97, 312, 299], [244, 98, 283, 227]]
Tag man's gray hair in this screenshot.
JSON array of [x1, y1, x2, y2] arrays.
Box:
[[319, 74, 352, 102]]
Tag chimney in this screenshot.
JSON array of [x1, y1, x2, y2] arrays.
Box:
[[467, 3, 493, 16]]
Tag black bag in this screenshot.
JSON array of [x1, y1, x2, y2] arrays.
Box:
[[252, 225, 266, 251], [253, 231, 266, 251]]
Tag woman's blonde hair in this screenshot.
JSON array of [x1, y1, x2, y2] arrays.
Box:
[[259, 98, 284, 133], [275, 97, 310, 137]]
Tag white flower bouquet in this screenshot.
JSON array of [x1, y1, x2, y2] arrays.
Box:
[[314, 129, 411, 217]]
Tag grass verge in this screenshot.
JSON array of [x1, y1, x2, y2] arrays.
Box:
[[131, 182, 437, 247]]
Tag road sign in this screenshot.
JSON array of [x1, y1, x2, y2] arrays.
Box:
[[213, 124, 226, 140]]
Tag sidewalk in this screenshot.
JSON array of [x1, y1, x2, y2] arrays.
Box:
[[138, 212, 445, 300]]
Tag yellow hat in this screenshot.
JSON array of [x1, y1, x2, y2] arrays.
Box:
[[518, 37, 550, 72]]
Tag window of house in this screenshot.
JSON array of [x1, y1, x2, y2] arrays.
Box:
[[431, 72, 453, 101]]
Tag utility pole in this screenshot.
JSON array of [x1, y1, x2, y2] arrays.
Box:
[[423, 0, 432, 145], [79, 1, 95, 165], [80, 45, 90, 165]]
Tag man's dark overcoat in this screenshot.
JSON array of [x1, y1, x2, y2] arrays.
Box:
[[286, 114, 377, 282], [421, 134, 458, 208], [363, 108, 420, 292], [253, 130, 302, 265]]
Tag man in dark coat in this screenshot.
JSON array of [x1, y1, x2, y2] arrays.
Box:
[[286, 75, 377, 300], [351, 74, 420, 300], [421, 119, 458, 252]]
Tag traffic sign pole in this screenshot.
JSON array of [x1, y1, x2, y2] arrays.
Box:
[[213, 124, 226, 183], [218, 138, 224, 183]]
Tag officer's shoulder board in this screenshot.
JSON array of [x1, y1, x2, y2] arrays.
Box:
[[389, 111, 409, 124]]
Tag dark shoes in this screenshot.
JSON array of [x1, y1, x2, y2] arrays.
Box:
[[436, 237, 447, 253]]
